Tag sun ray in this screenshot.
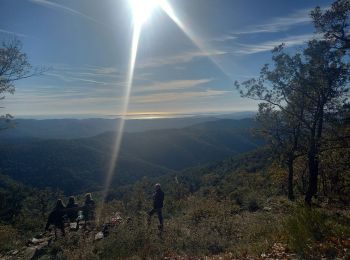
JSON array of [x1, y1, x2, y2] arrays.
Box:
[[97, 2, 147, 221], [99, 24, 141, 205], [158, 0, 234, 81], [98, 0, 234, 221]]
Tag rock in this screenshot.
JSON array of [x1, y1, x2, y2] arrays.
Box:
[[20, 247, 36, 260], [34, 233, 44, 239], [28, 237, 50, 246], [19, 242, 49, 260], [33, 242, 48, 259], [7, 250, 18, 256], [29, 238, 39, 245], [70, 223, 78, 230], [94, 231, 104, 240]]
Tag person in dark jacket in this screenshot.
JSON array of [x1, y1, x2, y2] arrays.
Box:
[[83, 193, 96, 228], [148, 183, 164, 231], [66, 196, 79, 222], [65, 196, 81, 230], [45, 199, 66, 237]]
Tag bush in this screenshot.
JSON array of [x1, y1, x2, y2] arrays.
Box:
[[285, 206, 330, 258], [230, 192, 244, 206], [248, 198, 260, 212], [96, 218, 164, 258], [0, 225, 22, 253]]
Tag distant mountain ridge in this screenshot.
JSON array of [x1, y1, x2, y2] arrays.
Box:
[[0, 112, 255, 139], [0, 118, 262, 194]]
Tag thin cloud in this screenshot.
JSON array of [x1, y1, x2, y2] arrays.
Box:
[[45, 72, 111, 85], [232, 33, 318, 55], [131, 89, 231, 104], [52, 64, 122, 78], [212, 35, 238, 42], [43, 64, 124, 86], [137, 49, 227, 69], [216, 7, 316, 41], [93, 67, 119, 75], [14, 82, 124, 107], [0, 28, 30, 38], [237, 8, 312, 35], [5, 90, 120, 105], [28, 0, 103, 25], [133, 79, 213, 93]]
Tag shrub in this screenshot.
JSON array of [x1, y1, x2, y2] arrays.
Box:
[[248, 198, 260, 212], [285, 206, 330, 258], [0, 224, 22, 253], [230, 192, 244, 206]]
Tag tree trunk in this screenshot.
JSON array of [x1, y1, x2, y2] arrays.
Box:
[[305, 102, 324, 205], [287, 158, 295, 201], [305, 149, 319, 205]]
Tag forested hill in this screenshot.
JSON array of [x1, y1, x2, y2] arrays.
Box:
[[0, 118, 263, 194]]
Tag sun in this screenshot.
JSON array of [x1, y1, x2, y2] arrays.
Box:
[[129, 0, 159, 26]]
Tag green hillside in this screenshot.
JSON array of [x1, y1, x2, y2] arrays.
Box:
[[0, 119, 263, 194]]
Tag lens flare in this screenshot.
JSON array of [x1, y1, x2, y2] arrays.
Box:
[[99, 24, 141, 210], [97, 0, 149, 221], [98, 0, 234, 222]]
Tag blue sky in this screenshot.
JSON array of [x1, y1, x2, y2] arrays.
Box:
[[0, 0, 332, 118]]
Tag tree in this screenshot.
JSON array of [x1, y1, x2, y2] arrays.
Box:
[[309, 0, 350, 204], [311, 0, 350, 147], [311, 0, 350, 50], [235, 45, 308, 201], [0, 38, 41, 128], [235, 39, 350, 205], [255, 103, 304, 200], [302, 40, 349, 204]]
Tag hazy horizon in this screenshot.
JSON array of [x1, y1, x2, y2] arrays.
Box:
[[10, 110, 256, 120]]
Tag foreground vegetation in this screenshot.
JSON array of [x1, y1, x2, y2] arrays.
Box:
[[1, 150, 349, 259]]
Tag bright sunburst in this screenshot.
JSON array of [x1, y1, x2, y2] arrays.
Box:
[[129, 0, 159, 26]]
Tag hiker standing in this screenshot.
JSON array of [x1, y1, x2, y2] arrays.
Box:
[[148, 183, 164, 231], [83, 193, 96, 227], [45, 199, 66, 237]]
